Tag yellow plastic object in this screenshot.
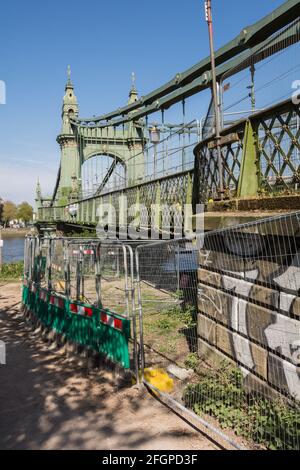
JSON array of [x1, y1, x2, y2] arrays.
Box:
[[143, 368, 174, 393]]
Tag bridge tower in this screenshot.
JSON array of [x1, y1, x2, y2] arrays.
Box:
[[56, 66, 80, 204], [53, 70, 146, 205], [35, 180, 42, 213]]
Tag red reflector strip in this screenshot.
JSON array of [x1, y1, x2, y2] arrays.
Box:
[[49, 296, 65, 308], [114, 318, 123, 331], [100, 312, 108, 323], [100, 312, 122, 330], [85, 307, 93, 317], [83, 249, 94, 255], [70, 304, 91, 315], [70, 303, 78, 313]]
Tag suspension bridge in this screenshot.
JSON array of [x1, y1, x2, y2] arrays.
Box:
[[19, 0, 300, 451], [35, 0, 300, 235]]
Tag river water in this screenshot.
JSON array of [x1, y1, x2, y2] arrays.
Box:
[[1, 237, 25, 263]]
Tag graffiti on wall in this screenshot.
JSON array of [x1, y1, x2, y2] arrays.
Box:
[[198, 217, 300, 401]]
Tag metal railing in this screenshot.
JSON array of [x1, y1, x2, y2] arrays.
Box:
[[194, 98, 300, 201]]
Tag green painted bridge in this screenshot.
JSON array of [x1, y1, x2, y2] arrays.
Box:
[[36, 0, 300, 232]]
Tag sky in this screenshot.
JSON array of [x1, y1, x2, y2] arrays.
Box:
[[0, 0, 285, 205]]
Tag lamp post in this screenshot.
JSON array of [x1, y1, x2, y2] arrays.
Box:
[[205, 0, 224, 198]]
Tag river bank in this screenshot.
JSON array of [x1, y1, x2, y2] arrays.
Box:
[[0, 228, 34, 239]]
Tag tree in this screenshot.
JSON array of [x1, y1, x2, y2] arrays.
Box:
[[17, 202, 33, 225], [0, 198, 3, 223], [2, 201, 17, 227]]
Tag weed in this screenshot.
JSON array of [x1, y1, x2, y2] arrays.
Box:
[[185, 352, 199, 371], [0, 261, 23, 280], [183, 361, 300, 450]]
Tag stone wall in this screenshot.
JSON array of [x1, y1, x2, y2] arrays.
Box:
[[197, 220, 300, 402]]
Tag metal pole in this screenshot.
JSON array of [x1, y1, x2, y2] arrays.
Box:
[[205, 0, 224, 198], [154, 144, 157, 178]]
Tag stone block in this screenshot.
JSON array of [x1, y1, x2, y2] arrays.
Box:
[[222, 275, 253, 297], [249, 284, 279, 310], [215, 323, 268, 379], [264, 312, 300, 362], [292, 297, 300, 318], [197, 313, 216, 345], [197, 268, 222, 288], [197, 338, 234, 368], [212, 251, 245, 274], [216, 323, 234, 357], [198, 283, 231, 324], [245, 303, 276, 347], [222, 277, 279, 321], [272, 253, 300, 295], [252, 260, 281, 287], [198, 244, 245, 273], [268, 353, 300, 401], [243, 369, 279, 401], [279, 292, 297, 315], [232, 333, 268, 379]]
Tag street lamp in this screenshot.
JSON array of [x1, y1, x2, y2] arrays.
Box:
[[150, 125, 161, 144], [150, 125, 160, 178], [68, 204, 78, 219]]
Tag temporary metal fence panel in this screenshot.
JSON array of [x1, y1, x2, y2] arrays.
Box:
[[136, 214, 300, 450], [66, 240, 98, 303], [22, 237, 135, 371]]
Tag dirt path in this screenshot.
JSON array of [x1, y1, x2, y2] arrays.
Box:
[[0, 283, 217, 450]]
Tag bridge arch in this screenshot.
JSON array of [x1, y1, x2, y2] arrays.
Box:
[[81, 151, 126, 198]]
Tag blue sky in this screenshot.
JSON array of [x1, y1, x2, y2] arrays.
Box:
[[0, 0, 285, 204]]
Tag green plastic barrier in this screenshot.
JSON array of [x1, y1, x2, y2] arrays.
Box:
[[38, 289, 49, 325], [21, 282, 131, 369], [22, 282, 29, 306]]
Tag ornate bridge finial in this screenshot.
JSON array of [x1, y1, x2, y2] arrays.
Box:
[[67, 65, 72, 85], [131, 72, 136, 90]]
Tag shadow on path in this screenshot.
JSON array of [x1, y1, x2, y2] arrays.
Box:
[[0, 283, 216, 450]]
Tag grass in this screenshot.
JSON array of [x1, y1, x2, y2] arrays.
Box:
[[141, 303, 197, 362], [0, 261, 24, 280]]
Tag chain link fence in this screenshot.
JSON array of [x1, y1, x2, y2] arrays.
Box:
[[135, 212, 300, 450]]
